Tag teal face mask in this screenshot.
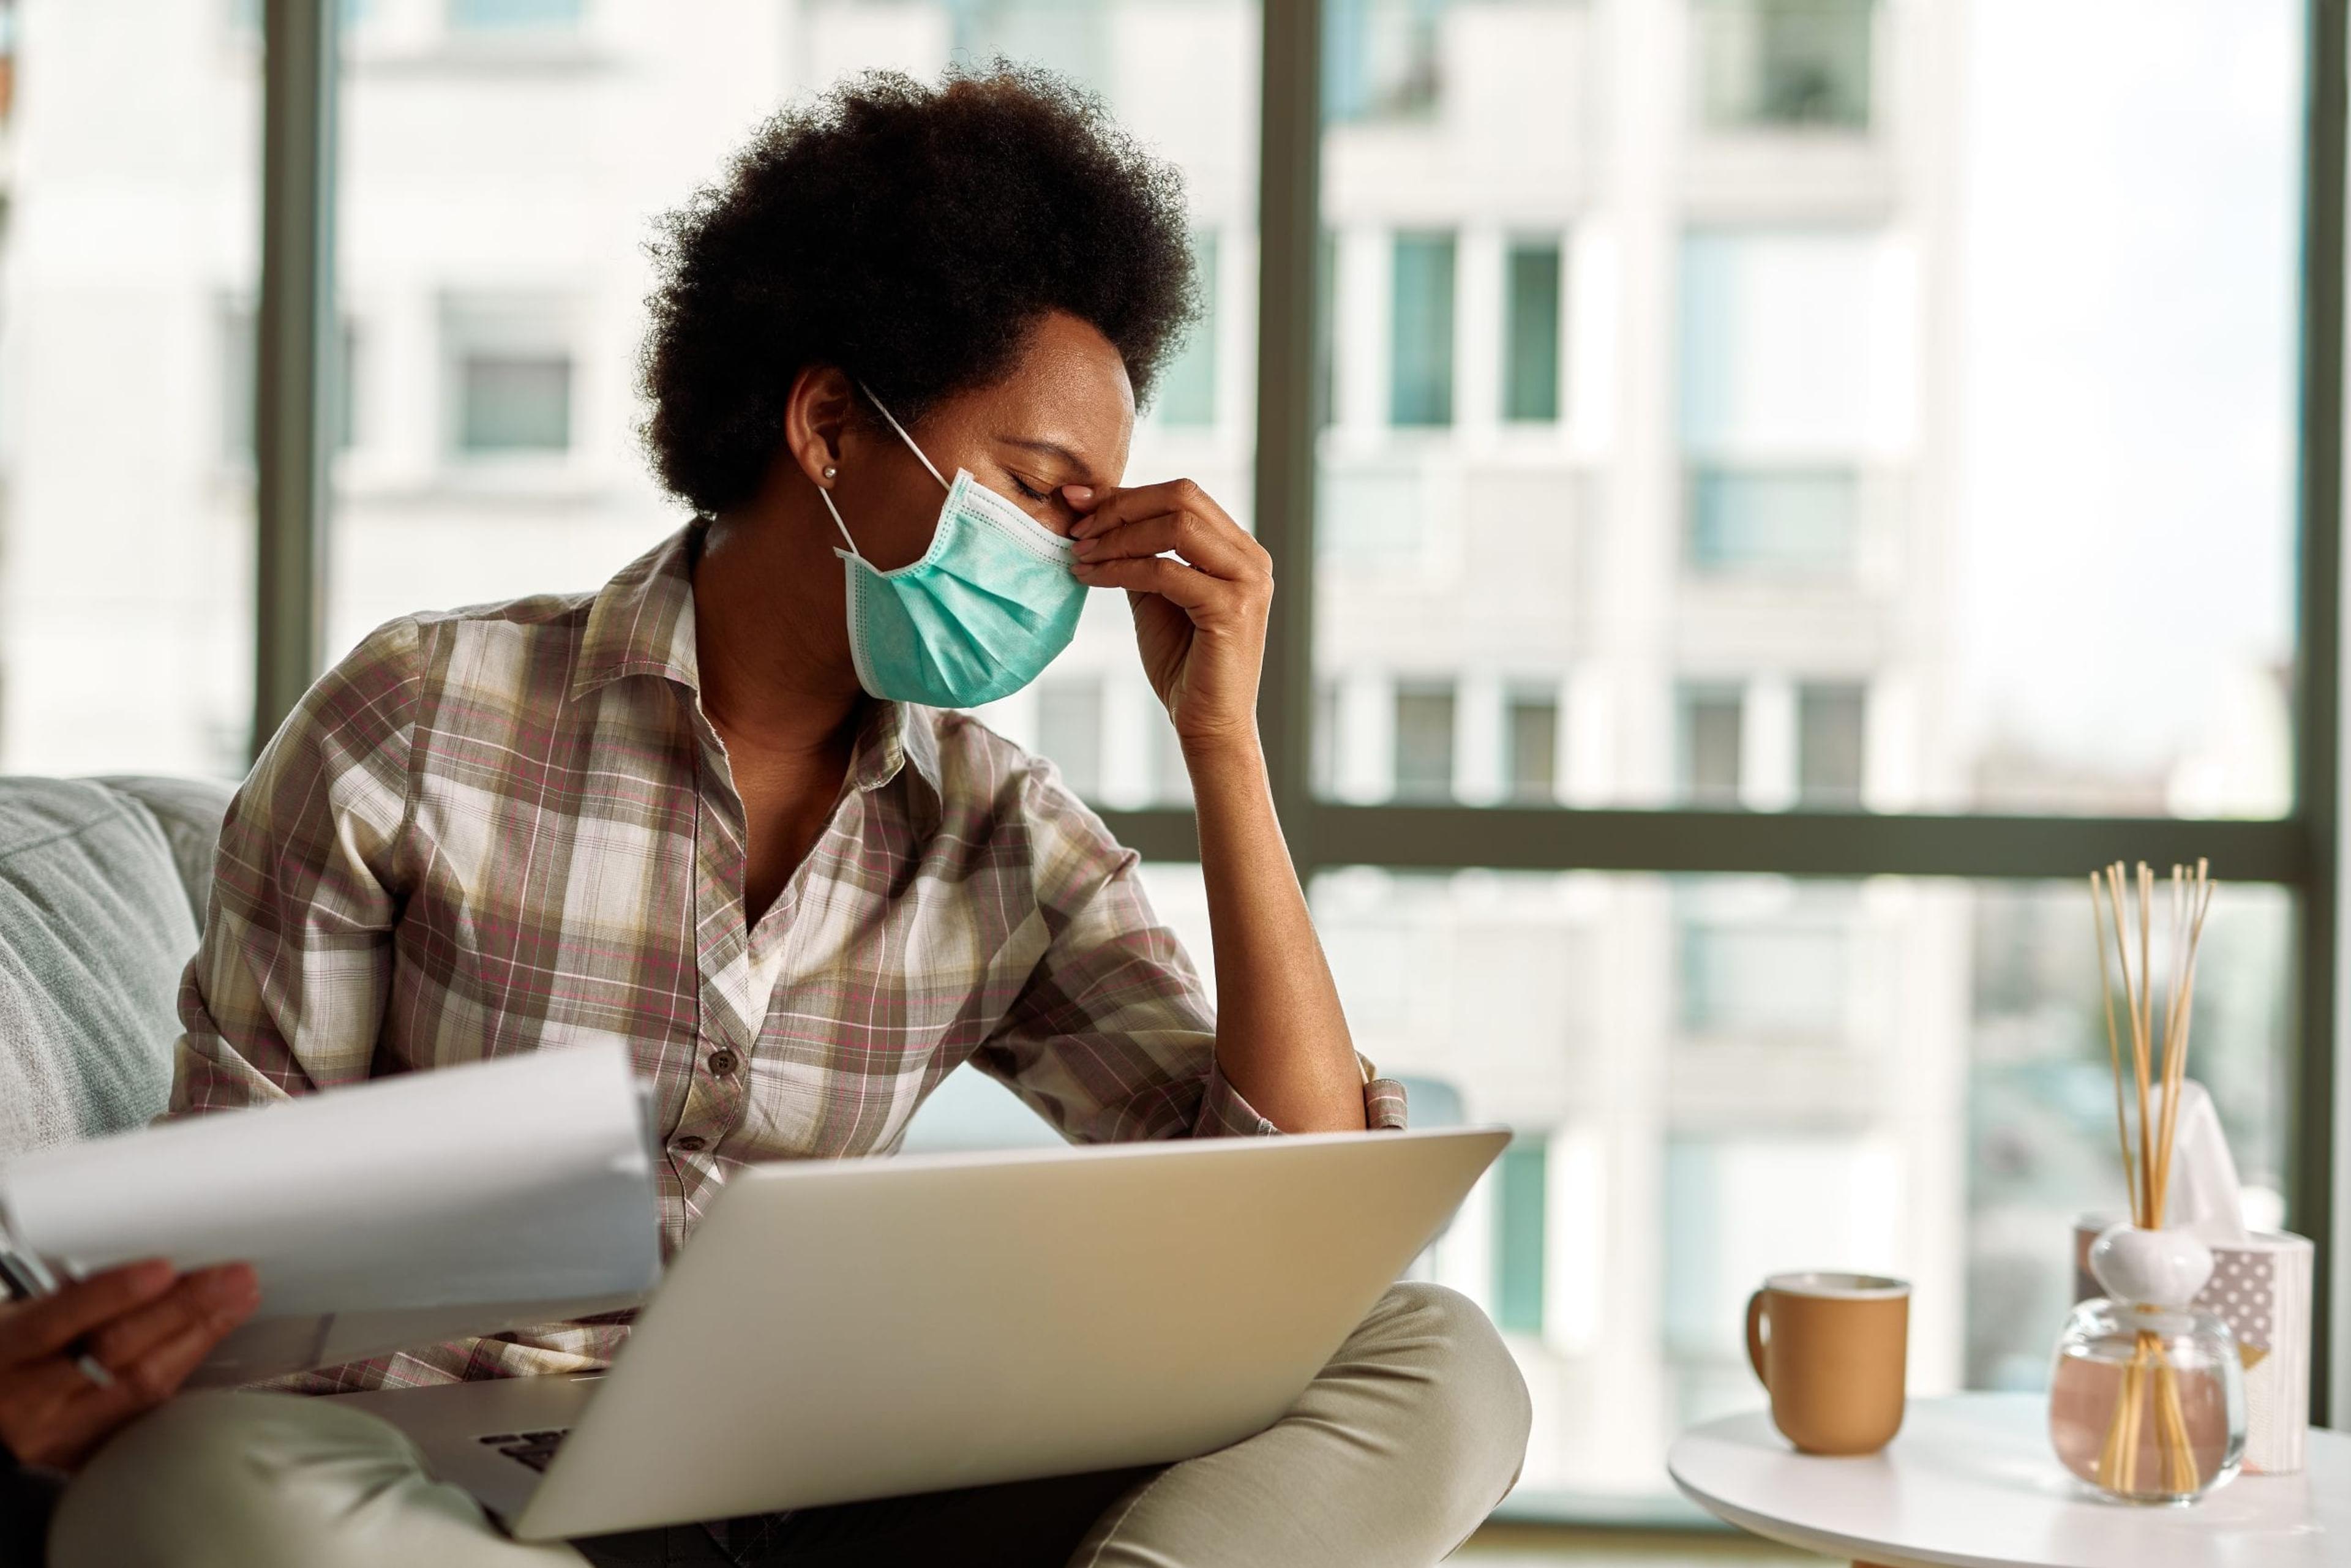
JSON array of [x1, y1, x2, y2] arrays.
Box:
[[817, 386, 1087, 709]]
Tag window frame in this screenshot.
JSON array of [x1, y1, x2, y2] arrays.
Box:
[[250, 0, 2348, 1436]]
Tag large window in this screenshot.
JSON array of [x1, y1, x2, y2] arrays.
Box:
[[8, 0, 2338, 1526], [1325, 868, 2293, 1492], [0, 0, 259, 775], [1305, 0, 2323, 1510], [1319, 9, 2299, 824]]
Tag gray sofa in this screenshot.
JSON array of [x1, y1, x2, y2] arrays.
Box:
[[0, 776, 237, 1159]]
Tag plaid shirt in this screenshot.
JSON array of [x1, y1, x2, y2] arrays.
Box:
[[171, 524, 1405, 1391]]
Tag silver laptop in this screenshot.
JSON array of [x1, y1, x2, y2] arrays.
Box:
[[328, 1125, 1506, 1542]]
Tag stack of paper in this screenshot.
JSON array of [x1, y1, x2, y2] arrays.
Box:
[[0, 1042, 662, 1385]]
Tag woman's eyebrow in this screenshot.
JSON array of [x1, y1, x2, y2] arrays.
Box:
[[995, 435, 1092, 476]]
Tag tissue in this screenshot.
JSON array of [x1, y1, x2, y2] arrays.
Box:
[[2156, 1082, 2251, 1246]]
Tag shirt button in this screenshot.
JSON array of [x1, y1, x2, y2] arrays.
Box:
[[674, 1135, 707, 1153], [708, 1049, 738, 1076]]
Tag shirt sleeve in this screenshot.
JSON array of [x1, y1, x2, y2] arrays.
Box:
[[971, 760, 1405, 1141], [168, 618, 424, 1116]]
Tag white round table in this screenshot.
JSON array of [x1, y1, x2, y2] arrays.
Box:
[[1668, 1393, 2351, 1568]]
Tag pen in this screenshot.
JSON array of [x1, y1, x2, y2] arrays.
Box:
[[0, 1213, 115, 1390]]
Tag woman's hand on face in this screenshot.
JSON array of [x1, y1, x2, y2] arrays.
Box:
[[0, 1259, 259, 1471], [1066, 479, 1272, 756]]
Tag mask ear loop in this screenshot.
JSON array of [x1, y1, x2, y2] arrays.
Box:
[[855, 381, 951, 492], [816, 485, 864, 561]]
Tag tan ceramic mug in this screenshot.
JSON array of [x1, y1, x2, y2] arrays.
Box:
[[1745, 1272, 1910, 1455]]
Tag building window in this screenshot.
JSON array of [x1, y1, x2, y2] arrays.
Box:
[[1036, 679, 1103, 801], [1324, 0, 1444, 125], [1393, 680, 1456, 801], [1695, 0, 1874, 132], [442, 298, 577, 459], [1677, 229, 1886, 463], [1506, 690, 1559, 805], [1493, 1136, 1548, 1335], [1389, 232, 1456, 427], [1798, 682, 1866, 808], [1687, 467, 1858, 576], [458, 353, 571, 453], [1678, 919, 1850, 1038], [450, 0, 584, 29], [1502, 241, 1562, 422], [1679, 685, 1744, 806], [1156, 231, 1219, 428]]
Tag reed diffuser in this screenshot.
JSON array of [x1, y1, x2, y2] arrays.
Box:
[[2047, 861, 2246, 1504]]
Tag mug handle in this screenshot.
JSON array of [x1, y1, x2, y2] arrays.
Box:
[[1745, 1289, 1769, 1387]]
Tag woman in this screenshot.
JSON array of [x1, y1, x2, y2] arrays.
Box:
[[2, 67, 1528, 1567]]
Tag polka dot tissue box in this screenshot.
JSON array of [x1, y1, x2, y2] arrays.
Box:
[[2074, 1220, 2315, 1475]]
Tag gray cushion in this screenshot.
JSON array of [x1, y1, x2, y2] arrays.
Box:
[[94, 775, 234, 933], [0, 778, 201, 1156]]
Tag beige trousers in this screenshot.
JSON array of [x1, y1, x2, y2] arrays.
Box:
[[50, 1283, 1529, 1568]]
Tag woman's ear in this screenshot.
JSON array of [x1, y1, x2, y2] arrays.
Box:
[[782, 365, 857, 489]]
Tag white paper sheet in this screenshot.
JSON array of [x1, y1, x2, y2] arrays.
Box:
[[0, 1043, 662, 1383]]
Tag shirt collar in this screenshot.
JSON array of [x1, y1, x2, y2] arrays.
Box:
[[571, 522, 943, 804], [570, 524, 703, 702], [850, 699, 944, 800]]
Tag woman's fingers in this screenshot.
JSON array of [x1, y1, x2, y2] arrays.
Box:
[[1070, 478, 1252, 546], [1065, 475, 1270, 745], [1073, 510, 1269, 583], [84, 1264, 258, 1385], [1, 1353, 137, 1466], [0, 1261, 174, 1373], [1067, 477, 1270, 591], [92, 1277, 255, 1414], [1071, 553, 1223, 611], [0, 1267, 258, 1469], [1068, 477, 1202, 536]]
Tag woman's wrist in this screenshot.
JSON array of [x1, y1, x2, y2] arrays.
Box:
[[1178, 726, 1269, 792]]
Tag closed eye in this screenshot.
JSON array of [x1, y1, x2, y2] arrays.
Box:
[[1005, 472, 1052, 503]]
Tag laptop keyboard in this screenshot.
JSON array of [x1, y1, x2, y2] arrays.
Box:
[[477, 1430, 570, 1473]]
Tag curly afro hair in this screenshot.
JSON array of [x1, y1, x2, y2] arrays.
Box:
[[640, 65, 1199, 516]]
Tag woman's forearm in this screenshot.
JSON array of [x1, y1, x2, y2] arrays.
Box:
[[1185, 736, 1368, 1132]]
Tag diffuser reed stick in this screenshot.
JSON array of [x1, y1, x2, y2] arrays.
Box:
[[2085, 859, 2214, 1498]]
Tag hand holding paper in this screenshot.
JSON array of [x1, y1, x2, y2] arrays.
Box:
[[0, 1043, 662, 1386]]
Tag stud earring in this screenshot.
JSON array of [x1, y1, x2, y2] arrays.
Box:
[[822, 465, 838, 482]]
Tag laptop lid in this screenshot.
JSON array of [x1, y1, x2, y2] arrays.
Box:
[[511, 1126, 1506, 1540]]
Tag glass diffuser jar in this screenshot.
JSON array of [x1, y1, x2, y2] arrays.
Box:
[[2049, 1224, 2246, 1504], [2050, 1298, 2244, 1502]]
